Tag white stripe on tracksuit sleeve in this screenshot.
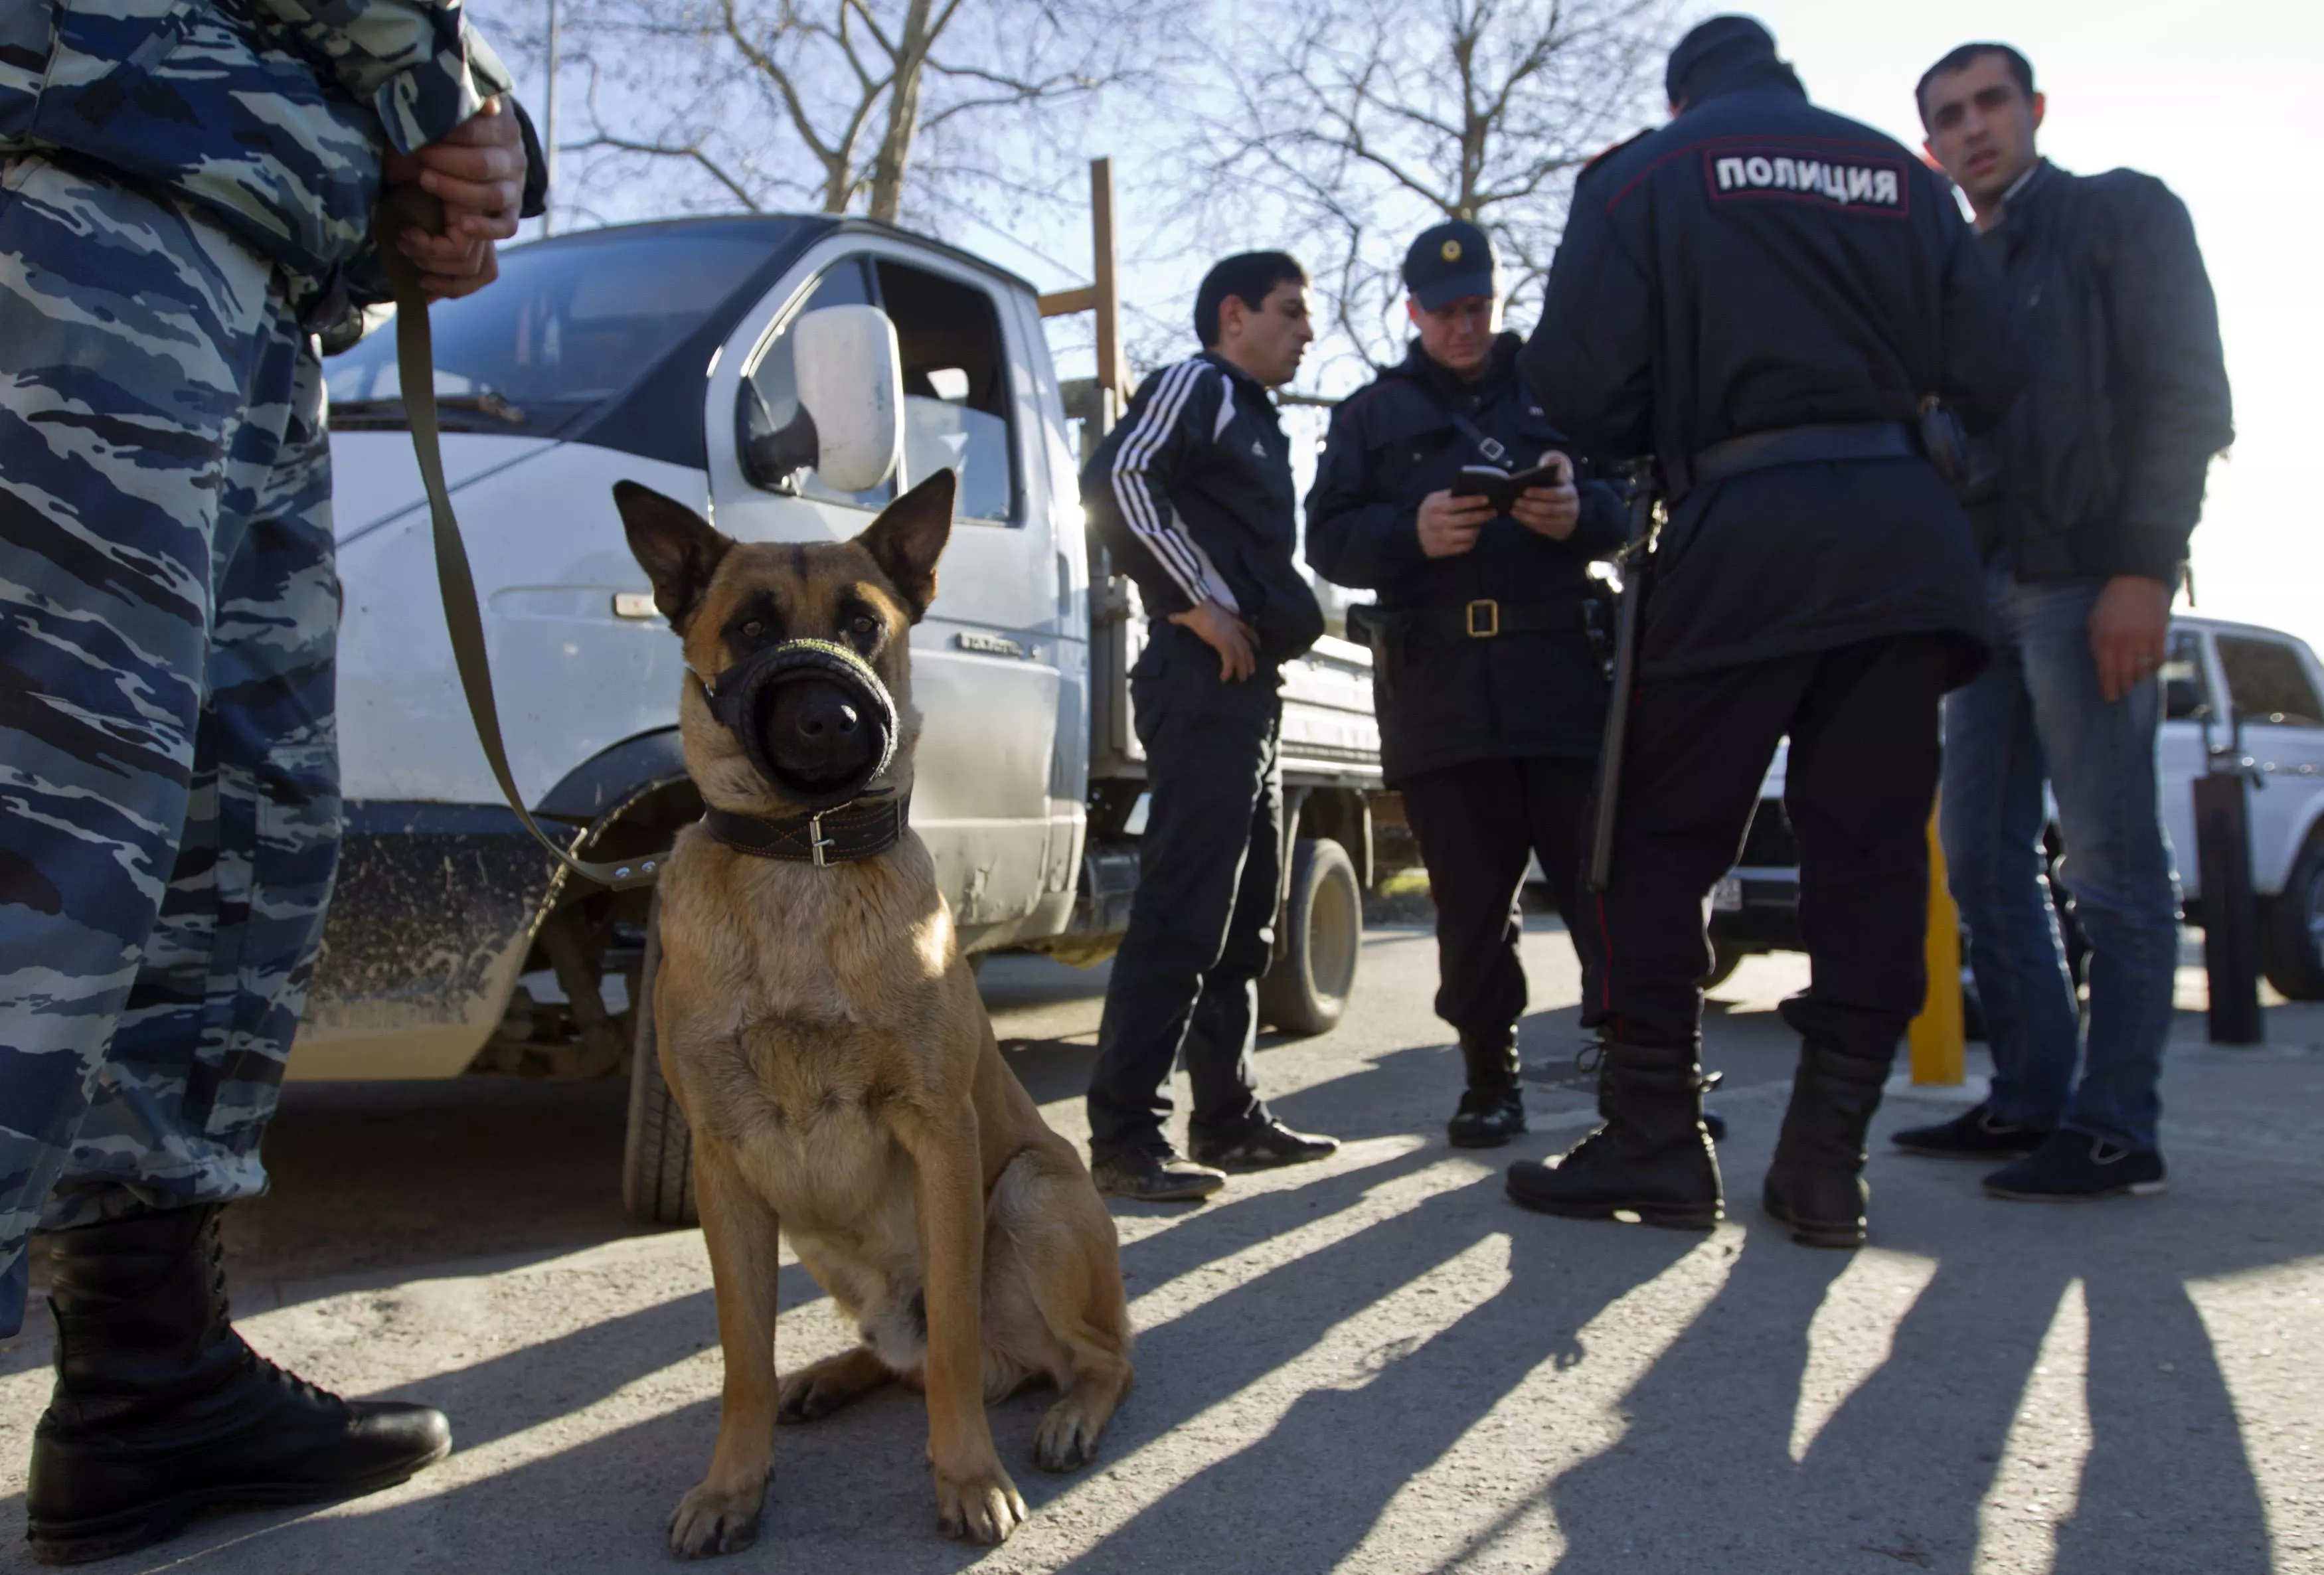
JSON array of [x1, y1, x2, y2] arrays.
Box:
[[1110, 359, 1242, 613]]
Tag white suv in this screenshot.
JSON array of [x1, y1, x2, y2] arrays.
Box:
[[1709, 615, 2324, 1001]]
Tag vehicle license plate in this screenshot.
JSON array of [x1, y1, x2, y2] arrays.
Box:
[[1710, 876, 1744, 913]]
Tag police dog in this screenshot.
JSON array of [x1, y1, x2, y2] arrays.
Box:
[[614, 471, 1133, 1558]]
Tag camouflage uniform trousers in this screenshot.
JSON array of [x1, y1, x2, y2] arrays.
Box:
[[0, 151, 340, 1336]]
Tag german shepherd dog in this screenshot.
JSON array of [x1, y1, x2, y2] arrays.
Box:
[[614, 471, 1133, 1558]]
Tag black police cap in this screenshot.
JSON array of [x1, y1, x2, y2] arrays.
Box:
[[1402, 220, 1495, 312], [1665, 15, 1778, 108]]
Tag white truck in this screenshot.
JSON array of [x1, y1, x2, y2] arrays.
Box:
[[1709, 615, 2324, 1006], [303, 214, 1396, 1219]]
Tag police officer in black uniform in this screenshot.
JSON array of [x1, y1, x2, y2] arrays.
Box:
[[1502, 16, 2022, 1247], [1307, 222, 1625, 1149]]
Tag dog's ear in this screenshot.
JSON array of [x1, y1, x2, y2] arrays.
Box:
[[614, 481, 733, 634], [854, 470, 955, 623]]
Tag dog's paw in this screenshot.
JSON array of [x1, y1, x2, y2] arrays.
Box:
[[935, 1465, 1027, 1544], [777, 1368, 845, 1425], [1033, 1394, 1108, 1472], [668, 1478, 765, 1560]]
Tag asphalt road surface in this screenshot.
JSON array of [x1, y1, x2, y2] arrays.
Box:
[[2, 920, 2318, 1574]]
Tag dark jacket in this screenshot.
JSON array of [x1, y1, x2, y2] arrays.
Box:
[[1083, 351, 1325, 666], [1522, 51, 2022, 683], [1306, 334, 1625, 782], [1969, 159, 2233, 582]]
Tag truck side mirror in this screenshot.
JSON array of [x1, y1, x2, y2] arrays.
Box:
[[795, 305, 902, 494]]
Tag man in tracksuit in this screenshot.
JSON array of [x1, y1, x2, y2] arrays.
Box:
[[1306, 220, 1628, 1149], [1501, 17, 2022, 1247], [1896, 43, 2232, 1199], [1082, 252, 1340, 1202]]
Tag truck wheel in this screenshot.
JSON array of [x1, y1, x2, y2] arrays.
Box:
[[2262, 835, 2324, 1001], [1260, 837, 1363, 1036], [623, 889, 698, 1227]]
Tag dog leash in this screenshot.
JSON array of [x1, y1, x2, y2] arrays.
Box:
[[376, 186, 663, 891]]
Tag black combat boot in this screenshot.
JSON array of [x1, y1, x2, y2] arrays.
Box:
[[27, 1206, 452, 1565], [1448, 1030, 1527, 1149], [1762, 1042, 1894, 1248], [1504, 1041, 1722, 1228]]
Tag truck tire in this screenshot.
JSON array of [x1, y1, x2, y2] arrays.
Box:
[[2262, 834, 2324, 1001], [1260, 837, 1363, 1036], [623, 890, 698, 1227]]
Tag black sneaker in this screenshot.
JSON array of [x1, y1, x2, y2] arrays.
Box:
[[1448, 1088, 1527, 1149], [1189, 1118, 1340, 1171], [1089, 1147, 1225, 1202], [1892, 1103, 2050, 1160], [1984, 1131, 2167, 1201]]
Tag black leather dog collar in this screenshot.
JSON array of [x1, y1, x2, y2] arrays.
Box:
[[699, 793, 909, 868]]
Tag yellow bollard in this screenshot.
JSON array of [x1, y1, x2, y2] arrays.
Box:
[[1908, 806, 1966, 1085]]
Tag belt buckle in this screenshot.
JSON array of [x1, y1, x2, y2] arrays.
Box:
[[809, 811, 833, 868], [1466, 599, 1500, 639]]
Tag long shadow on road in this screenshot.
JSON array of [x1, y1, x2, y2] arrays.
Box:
[[1529, 1114, 2302, 1575]]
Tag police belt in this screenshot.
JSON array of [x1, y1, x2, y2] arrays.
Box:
[[1369, 596, 1590, 643], [1670, 421, 1918, 501]]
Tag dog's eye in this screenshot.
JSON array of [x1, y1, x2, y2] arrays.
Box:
[[848, 614, 878, 639], [741, 619, 766, 639]]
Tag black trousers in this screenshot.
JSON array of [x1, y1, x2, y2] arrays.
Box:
[[1580, 636, 1950, 1063], [1400, 757, 1594, 1088], [1087, 627, 1278, 1161]]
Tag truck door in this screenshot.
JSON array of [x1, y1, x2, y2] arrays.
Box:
[[2156, 627, 2213, 894], [2213, 631, 2324, 897], [705, 242, 1066, 936]]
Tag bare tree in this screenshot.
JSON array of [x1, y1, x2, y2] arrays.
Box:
[[503, 0, 1153, 231], [1177, 0, 1681, 382]]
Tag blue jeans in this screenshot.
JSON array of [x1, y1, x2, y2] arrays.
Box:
[[1940, 560, 2181, 1151]]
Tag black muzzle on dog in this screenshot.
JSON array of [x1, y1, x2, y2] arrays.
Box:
[[697, 639, 898, 811]]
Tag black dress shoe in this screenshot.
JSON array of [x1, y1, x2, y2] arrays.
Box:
[[1090, 1147, 1226, 1202], [1448, 1088, 1527, 1149], [1891, 1103, 2051, 1160], [1189, 1118, 1340, 1170], [27, 1206, 450, 1566], [1983, 1131, 2166, 1201]]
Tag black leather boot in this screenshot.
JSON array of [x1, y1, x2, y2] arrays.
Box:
[[1448, 1030, 1527, 1149], [1505, 1041, 1722, 1228], [27, 1206, 452, 1565], [1762, 1042, 1894, 1248]]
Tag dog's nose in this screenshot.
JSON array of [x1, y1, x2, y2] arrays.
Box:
[[793, 694, 859, 738], [764, 677, 879, 790]]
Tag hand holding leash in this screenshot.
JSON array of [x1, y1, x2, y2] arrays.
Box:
[[377, 183, 661, 891]]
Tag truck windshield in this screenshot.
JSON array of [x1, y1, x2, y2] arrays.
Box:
[[325, 226, 778, 434]]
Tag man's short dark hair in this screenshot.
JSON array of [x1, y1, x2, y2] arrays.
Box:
[[1194, 252, 1306, 348], [1916, 43, 2036, 127]]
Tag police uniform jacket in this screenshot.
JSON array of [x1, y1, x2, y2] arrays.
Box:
[[1970, 159, 2232, 582], [1084, 351, 1326, 668], [0, 0, 525, 320], [1306, 333, 1624, 784], [1521, 52, 2023, 684]]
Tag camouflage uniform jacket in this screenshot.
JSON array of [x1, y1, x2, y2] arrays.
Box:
[[0, 0, 513, 317]]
